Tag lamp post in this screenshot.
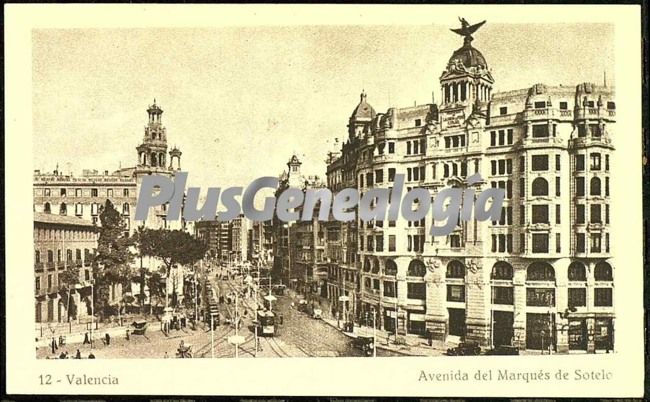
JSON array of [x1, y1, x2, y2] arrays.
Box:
[[371, 307, 377, 357]]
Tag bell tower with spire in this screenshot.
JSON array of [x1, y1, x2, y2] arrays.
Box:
[[136, 99, 171, 173]]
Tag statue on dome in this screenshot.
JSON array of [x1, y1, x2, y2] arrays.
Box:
[[450, 17, 486, 44]]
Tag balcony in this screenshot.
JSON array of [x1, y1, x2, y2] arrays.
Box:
[[568, 136, 613, 149], [34, 262, 45, 272], [574, 107, 616, 121]]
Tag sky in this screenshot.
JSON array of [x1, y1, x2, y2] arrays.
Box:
[[32, 23, 614, 191]]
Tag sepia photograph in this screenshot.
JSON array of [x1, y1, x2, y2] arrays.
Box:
[[4, 3, 644, 398]]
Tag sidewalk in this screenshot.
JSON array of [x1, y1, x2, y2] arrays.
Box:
[[285, 289, 446, 357]]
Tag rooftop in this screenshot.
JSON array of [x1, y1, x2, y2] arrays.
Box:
[[34, 212, 96, 228]]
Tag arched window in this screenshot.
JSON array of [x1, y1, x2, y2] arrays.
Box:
[[407, 259, 426, 277], [123, 203, 130, 215], [47, 250, 53, 263], [44, 202, 51, 214], [446, 260, 465, 279], [59, 202, 67, 215], [363, 258, 371, 272], [590, 177, 601, 196], [526, 261, 555, 281], [151, 153, 157, 167], [594, 261, 613, 281], [371, 258, 380, 274], [568, 261, 586, 281], [531, 177, 549, 196], [385, 259, 398, 276], [491, 261, 513, 280]]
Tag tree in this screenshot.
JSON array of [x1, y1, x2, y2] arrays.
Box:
[[92, 200, 134, 320], [58, 262, 80, 322], [137, 228, 208, 308]]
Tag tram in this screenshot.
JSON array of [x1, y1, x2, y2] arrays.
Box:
[[256, 310, 276, 337]]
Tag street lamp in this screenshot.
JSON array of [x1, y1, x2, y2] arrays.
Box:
[[283, 223, 291, 288]]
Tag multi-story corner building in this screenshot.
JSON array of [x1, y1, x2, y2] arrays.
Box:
[[271, 155, 327, 290], [324, 21, 615, 353], [33, 101, 185, 235], [34, 212, 99, 323]]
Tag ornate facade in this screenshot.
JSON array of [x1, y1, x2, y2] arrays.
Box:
[[324, 21, 615, 352]]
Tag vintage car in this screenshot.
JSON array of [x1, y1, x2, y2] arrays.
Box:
[[446, 341, 481, 356], [351, 335, 375, 356]]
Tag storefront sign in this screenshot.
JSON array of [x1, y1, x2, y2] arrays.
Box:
[[441, 109, 465, 130]]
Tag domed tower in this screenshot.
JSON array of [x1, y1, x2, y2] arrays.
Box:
[[136, 99, 170, 172], [439, 18, 494, 117], [348, 91, 376, 139]]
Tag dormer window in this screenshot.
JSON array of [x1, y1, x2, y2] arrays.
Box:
[[415, 119, 422, 127], [534, 101, 546, 109], [499, 106, 507, 115]]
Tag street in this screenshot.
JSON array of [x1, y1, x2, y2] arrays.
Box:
[[37, 272, 400, 359]]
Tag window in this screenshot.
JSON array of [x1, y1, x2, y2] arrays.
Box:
[[607, 101, 615, 110], [590, 177, 601, 196], [388, 168, 396, 182], [605, 204, 610, 224], [447, 285, 465, 302], [556, 233, 561, 253], [44, 203, 51, 214], [568, 288, 586, 308], [576, 233, 586, 253], [568, 262, 587, 281], [594, 262, 613, 281], [91, 188, 98, 197], [407, 283, 426, 300], [415, 119, 421, 127], [575, 155, 585, 171], [594, 288, 612, 307], [605, 155, 609, 171], [532, 125, 549, 138], [446, 261, 465, 278], [531, 155, 549, 171], [526, 288, 555, 306], [384, 281, 397, 297], [555, 177, 561, 196], [44, 188, 51, 196], [589, 124, 601, 138], [449, 234, 461, 248], [534, 101, 546, 109], [75, 189, 82, 197], [407, 260, 426, 277], [532, 234, 549, 253], [123, 189, 129, 197], [91, 203, 99, 216], [590, 153, 601, 170], [590, 204, 602, 223], [47, 250, 53, 263], [107, 189, 113, 197], [375, 235, 383, 252], [385, 259, 398, 276], [35, 278, 41, 292], [591, 233, 602, 252], [388, 142, 395, 154], [375, 169, 384, 183], [75, 203, 83, 216], [388, 235, 396, 252], [507, 129, 514, 145], [35, 250, 41, 264], [60, 188, 67, 197], [555, 155, 561, 171], [532, 205, 549, 224], [575, 177, 585, 197], [576, 204, 585, 224], [494, 287, 517, 306], [500, 106, 507, 115], [490, 131, 496, 146], [499, 130, 505, 145], [59, 203, 67, 215], [559, 101, 568, 110], [555, 204, 561, 224], [531, 177, 549, 196]]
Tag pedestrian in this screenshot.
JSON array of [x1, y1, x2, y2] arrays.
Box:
[[164, 352, 169, 359], [59, 335, 65, 346], [59, 351, 67, 359], [126, 328, 130, 341], [88, 352, 95, 359], [83, 332, 90, 345], [75, 349, 81, 359], [105, 333, 111, 346], [279, 314, 284, 325], [50, 338, 56, 354]]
